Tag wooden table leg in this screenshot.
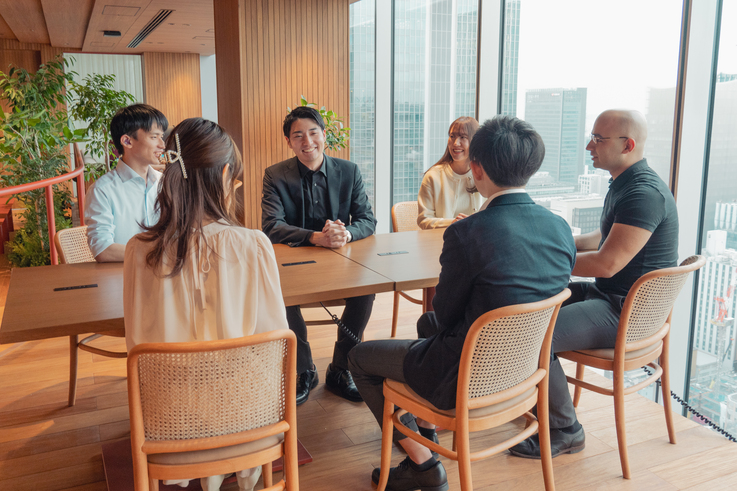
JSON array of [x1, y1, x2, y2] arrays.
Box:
[[423, 287, 436, 312]]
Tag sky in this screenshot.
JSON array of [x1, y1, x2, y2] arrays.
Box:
[[516, 0, 684, 132]]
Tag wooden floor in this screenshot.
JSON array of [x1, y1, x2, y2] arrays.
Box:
[[2, 260, 737, 490]]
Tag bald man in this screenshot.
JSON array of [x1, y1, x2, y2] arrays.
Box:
[[510, 109, 679, 459]]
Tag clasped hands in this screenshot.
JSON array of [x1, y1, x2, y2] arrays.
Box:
[[309, 219, 350, 248]]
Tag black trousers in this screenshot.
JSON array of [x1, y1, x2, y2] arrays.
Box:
[[546, 282, 623, 428], [286, 293, 375, 374]]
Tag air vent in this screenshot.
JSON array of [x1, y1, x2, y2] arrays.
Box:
[[103, 30, 121, 37], [127, 9, 174, 48]]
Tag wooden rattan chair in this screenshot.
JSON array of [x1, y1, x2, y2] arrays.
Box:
[[559, 255, 706, 479], [389, 201, 423, 337], [377, 289, 571, 491], [54, 225, 126, 406], [127, 329, 299, 491]]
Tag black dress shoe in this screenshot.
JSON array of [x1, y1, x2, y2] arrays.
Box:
[[371, 456, 448, 491], [325, 363, 363, 402], [508, 426, 585, 459], [296, 365, 319, 406]]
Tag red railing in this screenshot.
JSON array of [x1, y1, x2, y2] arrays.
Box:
[[0, 153, 86, 266]]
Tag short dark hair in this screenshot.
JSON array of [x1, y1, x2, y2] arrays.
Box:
[[110, 104, 169, 155], [469, 116, 545, 187], [282, 106, 325, 138]]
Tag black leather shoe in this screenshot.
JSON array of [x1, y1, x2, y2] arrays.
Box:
[[508, 426, 585, 459], [371, 456, 448, 491], [296, 365, 319, 406], [325, 364, 363, 402]]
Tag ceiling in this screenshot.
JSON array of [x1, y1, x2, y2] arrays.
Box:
[[0, 0, 215, 56]]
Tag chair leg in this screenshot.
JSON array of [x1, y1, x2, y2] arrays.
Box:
[[150, 478, 159, 491], [538, 377, 556, 491], [262, 461, 273, 488], [69, 335, 79, 407], [613, 371, 631, 479], [660, 352, 677, 445], [391, 291, 400, 338], [456, 423, 473, 491], [572, 363, 584, 408], [377, 397, 395, 491]]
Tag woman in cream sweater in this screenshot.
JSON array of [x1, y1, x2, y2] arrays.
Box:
[[417, 117, 483, 229]]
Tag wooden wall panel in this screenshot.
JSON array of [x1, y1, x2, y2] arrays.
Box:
[[141, 52, 202, 128], [214, 0, 350, 229]]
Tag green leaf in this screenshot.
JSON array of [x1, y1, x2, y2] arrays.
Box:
[[63, 126, 73, 139]]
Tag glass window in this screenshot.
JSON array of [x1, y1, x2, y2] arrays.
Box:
[[350, 0, 376, 209], [392, 0, 479, 205], [687, 0, 737, 434], [500, 0, 683, 234]]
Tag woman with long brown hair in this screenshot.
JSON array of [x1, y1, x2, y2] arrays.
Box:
[[417, 116, 482, 229], [124, 117, 288, 491]]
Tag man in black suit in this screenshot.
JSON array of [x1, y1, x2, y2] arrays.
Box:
[[262, 106, 377, 406], [348, 116, 576, 491]]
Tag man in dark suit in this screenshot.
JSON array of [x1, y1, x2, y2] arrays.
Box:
[[262, 106, 377, 406], [348, 116, 576, 491]]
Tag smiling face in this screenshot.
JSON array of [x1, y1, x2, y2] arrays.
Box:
[[286, 118, 326, 170], [447, 124, 471, 163], [121, 123, 166, 170]]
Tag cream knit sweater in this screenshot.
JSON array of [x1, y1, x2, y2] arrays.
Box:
[[417, 164, 483, 229]]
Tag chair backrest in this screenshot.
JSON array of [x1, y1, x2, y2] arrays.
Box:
[[54, 226, 95, 264], [458, 289, 571, 407], [620, 255, 706, 346], [128, 329, 296, 446], [391, 201, 420, 233]]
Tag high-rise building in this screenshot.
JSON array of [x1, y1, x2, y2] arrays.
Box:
[[500, 0, 520, 117], [524, 88, 587, 185], [547, 195, 604, 235], [349, 0, 376, 207], [392, 0, 479, 204]]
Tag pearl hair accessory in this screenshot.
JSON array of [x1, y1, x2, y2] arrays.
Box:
[[160, 133, 187, 179]]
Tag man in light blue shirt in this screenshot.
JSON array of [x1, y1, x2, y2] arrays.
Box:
[[85, 104, 168, 262]]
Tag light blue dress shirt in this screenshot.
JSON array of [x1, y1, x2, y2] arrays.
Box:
[[85, 160, 162, 257]]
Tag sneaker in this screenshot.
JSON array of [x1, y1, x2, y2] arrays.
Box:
[[371, 456, 448, 491], [508, 426, 585, 459]]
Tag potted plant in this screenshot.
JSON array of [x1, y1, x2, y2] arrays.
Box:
[[0, 56, 86, 267], [288, 95, 351, 151], [68, 73, 135, 182]]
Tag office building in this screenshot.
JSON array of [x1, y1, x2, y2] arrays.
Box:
[[524, 87, 587, 185], [500, 0, 520, 117]]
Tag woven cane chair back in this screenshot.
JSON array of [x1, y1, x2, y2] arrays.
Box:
[[622, 255, 705, 345], [467, 305, 557, 399], [55, 226, 95, 264], [392, 201, 420, 232], [137, 338, 288, 441]]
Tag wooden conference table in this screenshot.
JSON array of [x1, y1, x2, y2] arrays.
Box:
[[0, 228, 445, 346]]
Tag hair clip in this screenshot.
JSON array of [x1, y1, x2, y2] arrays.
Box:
[[161, 133, 187, 179]]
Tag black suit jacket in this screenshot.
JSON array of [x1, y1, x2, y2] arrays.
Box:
[[403, 193, 576, 410], [261, 155, 377, 246]]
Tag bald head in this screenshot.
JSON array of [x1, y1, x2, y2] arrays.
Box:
[[597, 109, 648, 157]]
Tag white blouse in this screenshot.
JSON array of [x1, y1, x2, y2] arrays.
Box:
[[124, 221, 288, 351], [417, 164, 483, 229]]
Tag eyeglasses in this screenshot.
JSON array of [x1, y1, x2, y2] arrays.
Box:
[[590, 134, 629, 145]]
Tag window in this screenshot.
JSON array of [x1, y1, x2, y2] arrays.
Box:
[[688, 0, 737, 432], [500, 0, 683, 232], [392, 0, 479, 205], [350, 0, 377, 209]]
